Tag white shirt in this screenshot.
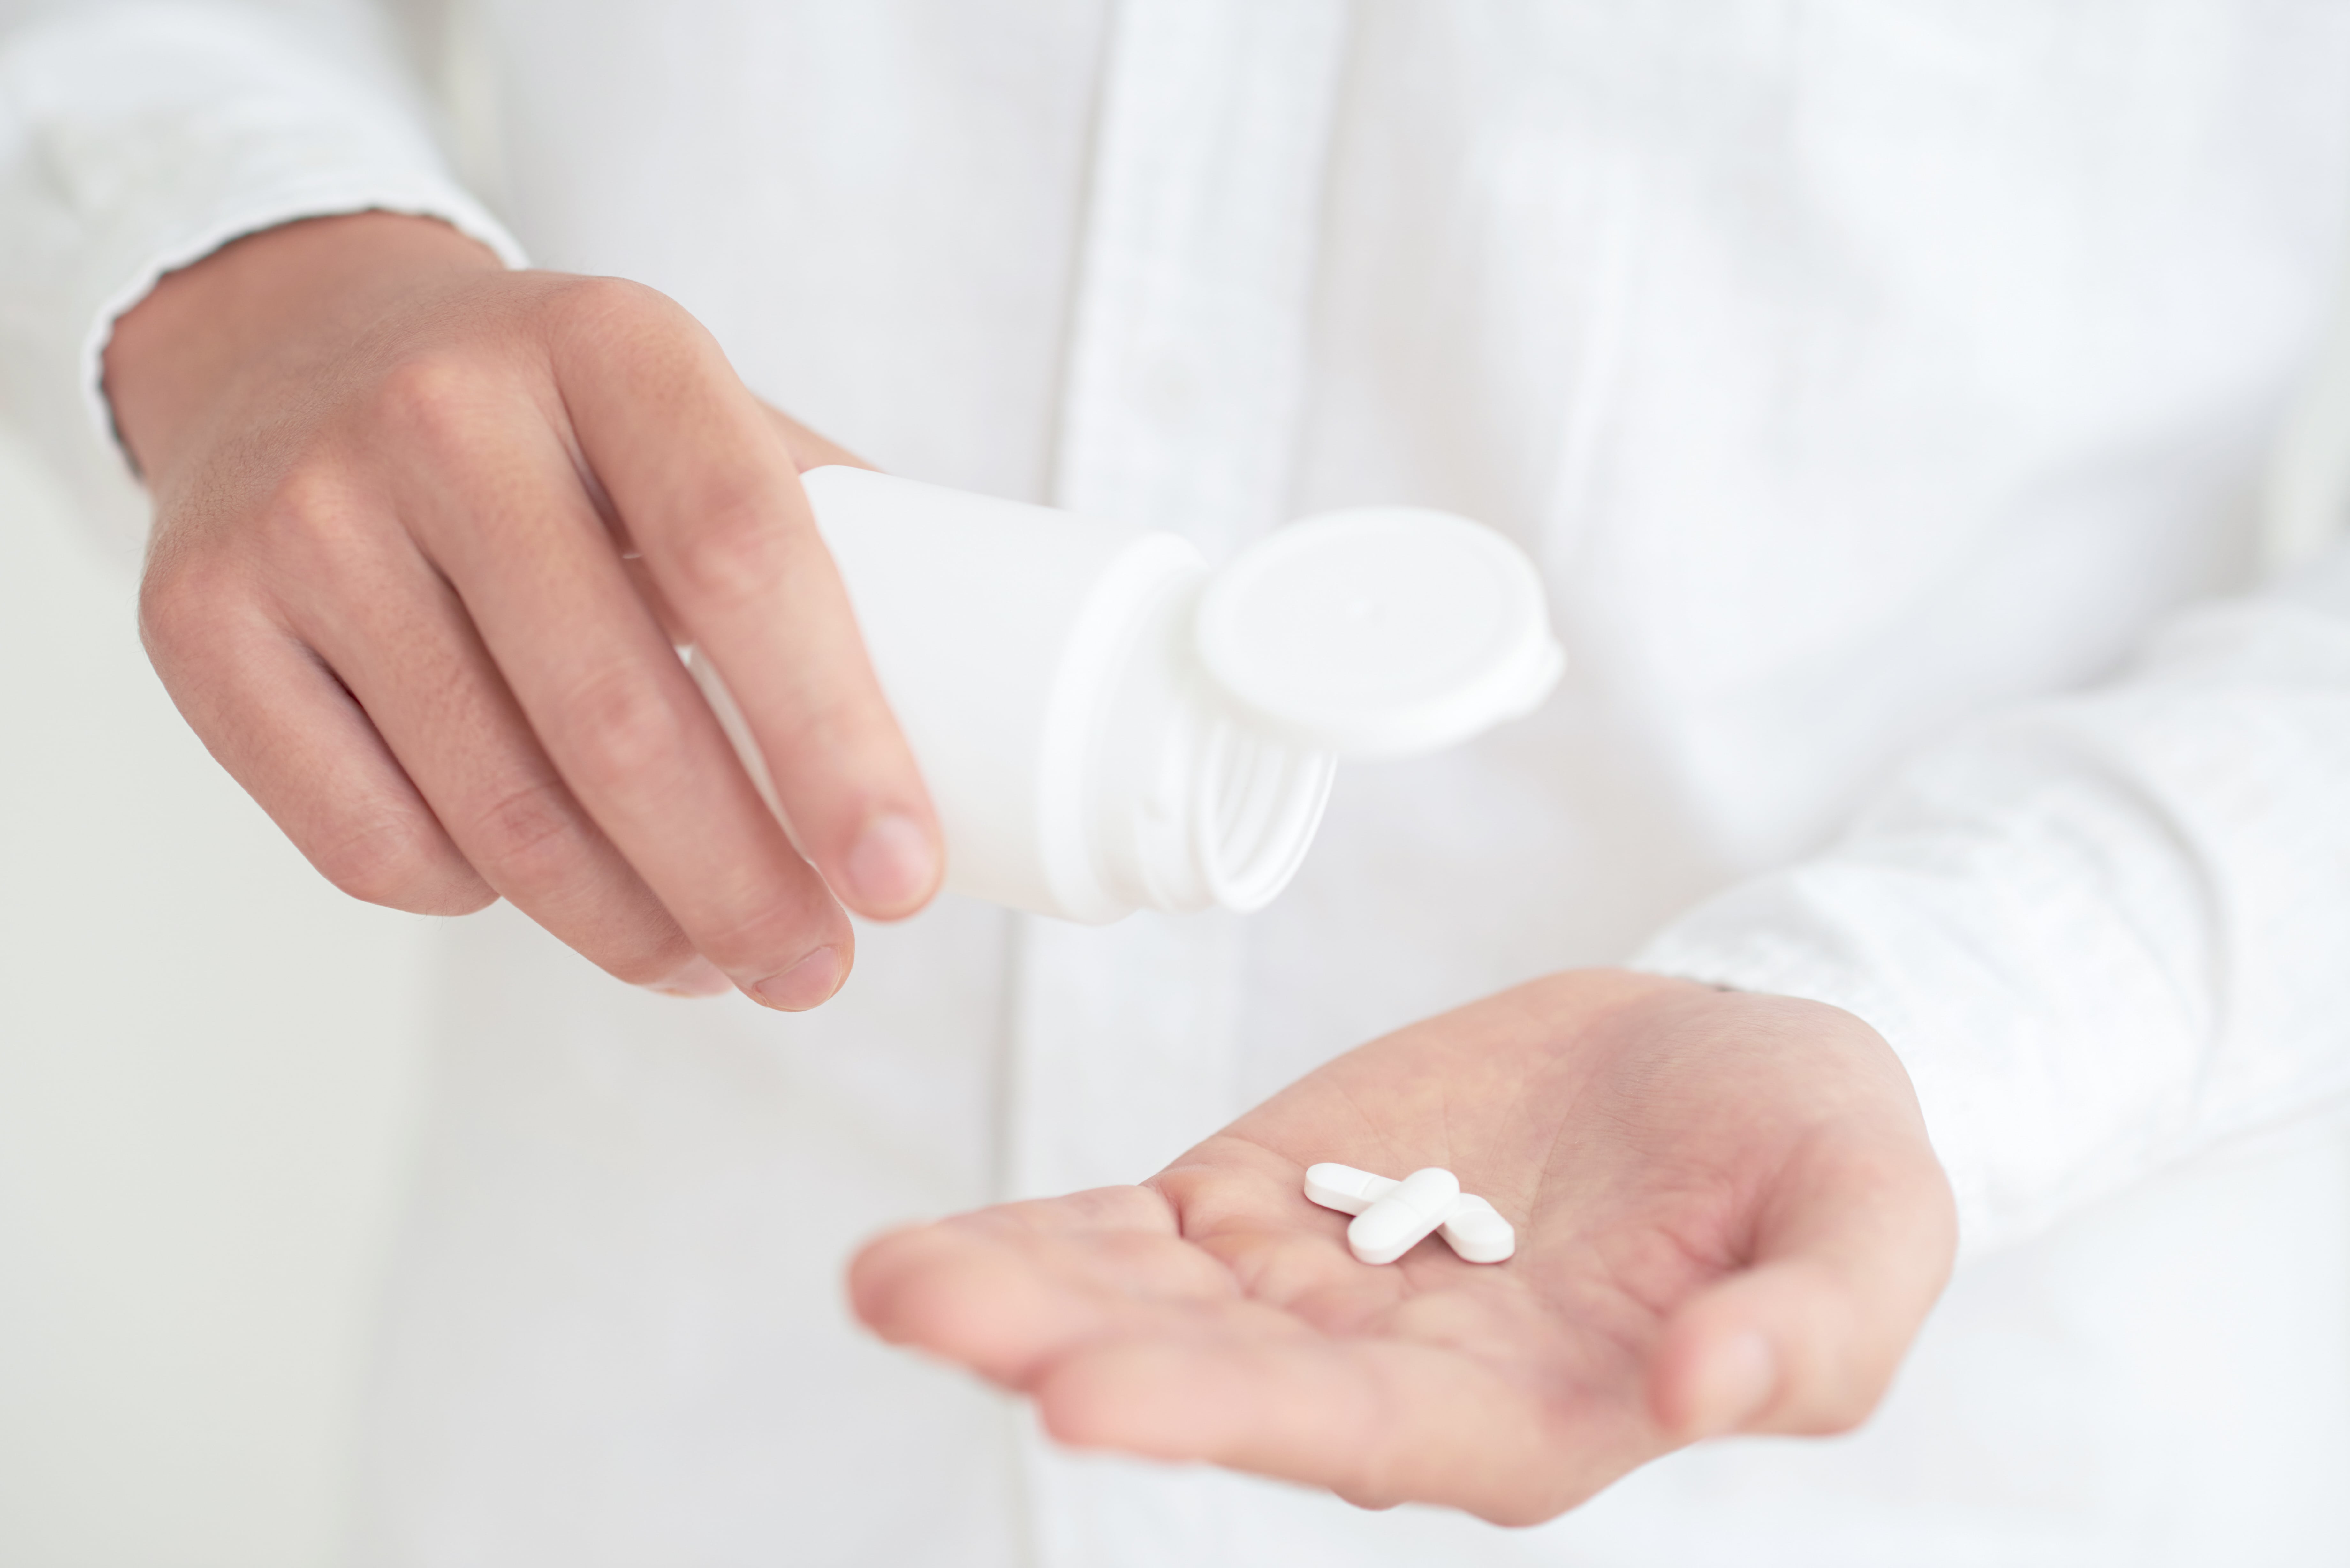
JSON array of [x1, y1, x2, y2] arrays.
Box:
[[8, 2, 2350, 1562]]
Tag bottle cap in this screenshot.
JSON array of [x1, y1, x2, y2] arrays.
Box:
[[1194, 507, 1564, 758]]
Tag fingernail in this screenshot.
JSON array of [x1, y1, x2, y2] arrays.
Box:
[[648, 956, 733, 998], [1694, 1332, 1778, 1437], [750, 945, 841, 1011], [844, 812, 937, 912]]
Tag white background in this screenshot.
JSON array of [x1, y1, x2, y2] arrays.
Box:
[[0, 423, 431, 1567]]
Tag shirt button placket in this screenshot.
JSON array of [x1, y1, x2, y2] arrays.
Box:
[[1002, 1, 1353, 1564]]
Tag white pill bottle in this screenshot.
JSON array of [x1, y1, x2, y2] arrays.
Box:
[[692, 466, 1563, 924]]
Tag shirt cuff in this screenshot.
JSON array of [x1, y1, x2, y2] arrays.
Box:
[[0, 2, 527, 554], [1630, 567, 2350, 1260]]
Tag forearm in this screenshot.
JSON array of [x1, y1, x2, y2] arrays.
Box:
[[1637, 543, 2350, 1253]]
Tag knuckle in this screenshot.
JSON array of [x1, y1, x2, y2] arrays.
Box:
[[253, 465, 369, 560], [311, 812, 486, 914], [668, 496, 807, 608], [557, 665, 692, 800], [372, 352, 498, 450], [461, 775, 588, 890], [137, 551, 240, 659], [543, 273, 677, 343], [540, 275, 730, 412]]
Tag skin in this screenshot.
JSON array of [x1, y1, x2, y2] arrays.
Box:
[[110, 215, 1954, 1517], [103, 211, 941, 1006], [853, 969, 1958, 1525]]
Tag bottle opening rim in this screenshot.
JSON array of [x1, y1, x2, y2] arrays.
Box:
[[1194, 722, 1336, 912]]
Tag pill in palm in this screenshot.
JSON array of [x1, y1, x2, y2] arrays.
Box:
[[1303, 1161, 1395, 1215], [1436, 1193, 1515, 1264], [1346, 1167, 1462, 1265], [1304, 1161, 1516, 1264]]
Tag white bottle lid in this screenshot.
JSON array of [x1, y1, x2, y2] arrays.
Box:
[[1193, 507, 1564, 758]]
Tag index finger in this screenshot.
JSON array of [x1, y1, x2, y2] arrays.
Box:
[[548, 279, 944, 918]]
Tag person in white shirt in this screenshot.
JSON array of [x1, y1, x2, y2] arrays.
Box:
[[5, 2, 2350, 1563]]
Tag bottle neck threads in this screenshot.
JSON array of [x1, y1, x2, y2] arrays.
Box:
[[1074, 566, 1336, 919]]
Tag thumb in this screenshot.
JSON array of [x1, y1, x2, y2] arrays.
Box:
[[1646, 1134, 1957, 1442]]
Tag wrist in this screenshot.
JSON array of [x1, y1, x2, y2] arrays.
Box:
[[102, 211, 503, 483]]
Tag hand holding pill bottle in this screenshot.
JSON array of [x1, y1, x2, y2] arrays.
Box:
[[106, 215, 938, 1010]]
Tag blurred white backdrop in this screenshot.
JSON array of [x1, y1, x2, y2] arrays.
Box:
[[0, 422, 434, 1568]]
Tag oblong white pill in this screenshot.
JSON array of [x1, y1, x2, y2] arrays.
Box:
[[1437, 1193, 1516, 1264], [1347, 1167, 1461, 1265], [1303, 1162, 1399, 1217]]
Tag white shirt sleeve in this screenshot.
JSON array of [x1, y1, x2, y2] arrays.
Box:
[[0, 0, 524, 562], [1634, 544, 2350, 1257]]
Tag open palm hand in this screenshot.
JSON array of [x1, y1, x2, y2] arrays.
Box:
[[851, 970, 1954, 1524]]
